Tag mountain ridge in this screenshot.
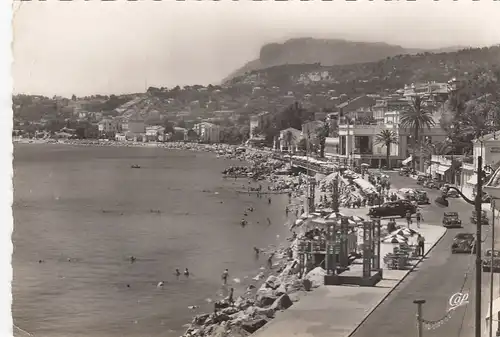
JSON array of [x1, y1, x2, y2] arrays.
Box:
[[222, 37, 468, 83]]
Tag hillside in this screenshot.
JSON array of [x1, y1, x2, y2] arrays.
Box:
[[222, 38, 467, 82], [224, 46, 500, 96]]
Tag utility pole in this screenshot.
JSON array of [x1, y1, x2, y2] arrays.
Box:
[[413, 299, 426, 337], [491, 200, 495, 337], [476, 155, 484, 337]]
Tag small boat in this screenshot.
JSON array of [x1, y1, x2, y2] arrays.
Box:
[[131, 164, 141, 169]]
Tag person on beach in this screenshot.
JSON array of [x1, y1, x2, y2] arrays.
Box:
[[405, 210, 412, 228], [221, 269, 229, 285], [228, 287, 234, 304], [416, 209, 423, 228], [184, 268, 190, 277], [254, 247, 260, 257], [285, 206, 289, 217], [417, 234, 425, 256], [267, 254, 274, 269]]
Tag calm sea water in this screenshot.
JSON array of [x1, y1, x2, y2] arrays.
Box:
[[12, 144, 290, 337]]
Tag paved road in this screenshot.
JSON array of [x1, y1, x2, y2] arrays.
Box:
[[351, 172, 497, 337]]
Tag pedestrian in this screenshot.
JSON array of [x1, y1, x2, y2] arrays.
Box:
[[417, 234, 426, 256], [221, 269, 229, 285], [405, 210, 412, 228], [267, 254, 273, 269], [416, 209, 423, 228]]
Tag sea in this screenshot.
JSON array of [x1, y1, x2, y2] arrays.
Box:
[[12, 143, 292, 337]]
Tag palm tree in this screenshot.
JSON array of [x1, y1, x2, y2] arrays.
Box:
[[400, 96, 436, 170], [375, 130, 398, 169], [316, 121, 330, 158]]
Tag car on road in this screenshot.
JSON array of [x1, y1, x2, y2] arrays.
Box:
[[482, 249, 500, 273], [416, 174, 427, 184], [442, 212, 462, 228], [414, 189, 430, 204], [451, 233, 476, 254], [446, 189, 460, 198], [368, 200, 417, 218], [471, 210, 489, 226]]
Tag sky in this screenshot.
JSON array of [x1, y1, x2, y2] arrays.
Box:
[[11, 0, 500, 97]]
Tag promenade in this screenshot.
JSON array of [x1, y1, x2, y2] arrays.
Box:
[[253, 172, 483, 337], [252, 223, 446, 337]]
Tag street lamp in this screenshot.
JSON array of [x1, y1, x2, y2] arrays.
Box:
[[435, 155, 483, 337]]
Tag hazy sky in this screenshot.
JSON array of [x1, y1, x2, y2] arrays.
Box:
[[12, 0, 500, 97]]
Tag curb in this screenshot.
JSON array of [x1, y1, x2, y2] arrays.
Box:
[[347, 227, 448, 337]]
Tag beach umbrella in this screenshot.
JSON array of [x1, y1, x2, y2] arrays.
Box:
[[390, 228, 417, 237], [327, 212, 345, 219], [361, 163, 370, 167], [382, 236, 408, 244], [382, 234, 408, 243]]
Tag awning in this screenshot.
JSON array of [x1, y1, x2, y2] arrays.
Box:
[[436, 165, 451, 175], [467, 174, 478, 185], [402, 156, 413, 165]]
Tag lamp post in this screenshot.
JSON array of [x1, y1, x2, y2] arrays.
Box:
[[435, 155, 483, 337]]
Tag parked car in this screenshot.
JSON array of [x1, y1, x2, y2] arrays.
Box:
[[471, 210, 489, 226], [442, 212, 462, 228], [368, 200, 417, 218], [424, 181, 438, 189], [414, 189, 430, 205], [451, 233, 476, 254], [399, 167, 410, 176], [416, 175, 427, 185], [482, 249, 500, 273]]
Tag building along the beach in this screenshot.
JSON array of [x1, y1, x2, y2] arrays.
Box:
[[192, 122, 221, 143], [279, 128, 303, 153], [145, 125, 166, 142], [249, 111, 272, 139], [98, 119, 118, 135]]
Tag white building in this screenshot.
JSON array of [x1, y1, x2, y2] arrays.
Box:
[[334, 110, 447, 168], [192, 122, 221, 143], [145, 125, 166, 142], [249, 112, 272, 139], [98, 119, 117, 134], [460, 131, 500, 199], [279, 128, 302, 153]]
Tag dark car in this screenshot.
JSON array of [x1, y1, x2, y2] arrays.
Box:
[[471, 210, 489, 226], [451, 233, 476, 254], [416, 175, 427, 185], [368, 200, 417, 218], [482, 249, 500, 273], [447, 189, 460, 198], [415, 189, 430, 205], [442, 212, 462, 228]]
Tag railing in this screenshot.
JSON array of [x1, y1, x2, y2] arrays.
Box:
[[291, 158, 335, 175]]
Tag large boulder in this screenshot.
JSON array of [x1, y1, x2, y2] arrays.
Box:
[[255, 287, 277, 307], [270, 294, 293, 311], [254, 306, 276, 318], [240, 318, 268, 333], [274, 284, 287, 296], [192, 313, 211, 326], [264, 275, 281, 289], [304, 267, 326, 288], [211, 323, 230, 337], [221, 307, 239, 315]]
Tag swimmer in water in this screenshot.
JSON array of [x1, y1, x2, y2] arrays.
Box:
[[267, 217, 271, 226], [175, 269, 181, 278], [184, 268, 190, 277], [268, 197, 272, 204], [130, 256, 136, 263], [221, 269, 229, 285], [253, 247, 260, 256], [240, 219, 247, 227], [157, 281, 165, 288]]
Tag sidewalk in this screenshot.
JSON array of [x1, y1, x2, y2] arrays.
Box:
[[252, 224, 447, 337]]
